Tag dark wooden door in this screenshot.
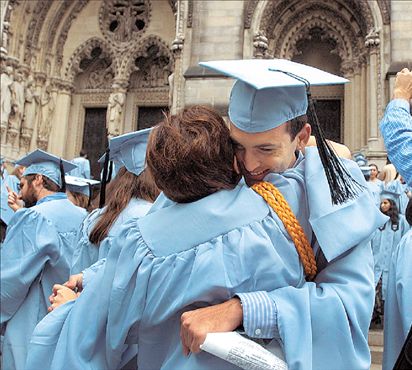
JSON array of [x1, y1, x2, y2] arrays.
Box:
[[82, 108, 108, 179], [313, 99, 341, 143], [137, 106, 168, 130]]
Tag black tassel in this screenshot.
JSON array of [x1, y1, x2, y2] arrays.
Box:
[[268, 68, 363, 204], [107, 160, 113, 183], [99, 148, 110, 208], [87, 183, 92, 208], [59, 159, 66, 193], [307, 93, 364, 204]]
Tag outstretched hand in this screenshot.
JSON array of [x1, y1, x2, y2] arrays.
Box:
[[180, 298, 243, 356]]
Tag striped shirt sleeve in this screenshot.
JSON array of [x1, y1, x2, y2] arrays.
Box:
[[379, 99, 412, 186], [236, 291, 279, 339]]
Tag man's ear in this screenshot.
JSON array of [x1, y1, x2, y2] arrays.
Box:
[[33, 174, 44, 187], [297, 123, 311, 151]]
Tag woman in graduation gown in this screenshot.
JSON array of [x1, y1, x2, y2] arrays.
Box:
[[371, 191, 410, 325], [69, 128, 159, 279], [382, 198, 412, 369], [26, 106, 386, 370]]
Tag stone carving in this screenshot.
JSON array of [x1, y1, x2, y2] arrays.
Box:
[[37, 85, 57, 150], [65, 38, 114, 82], [7, 70, 25, 147], [20, 77, 39, 151], [168, 72, 174, 107], [1, 65, 14, 144], [253, 31, 269, 58], [130, 39, 173, 89], [244, 0, 259, 29], [106, 83, 126, 138], [100, 0, 150, 44], [55, 0, 89, 75], [1, 21, 10, 55], [365, 28, 380, 48]]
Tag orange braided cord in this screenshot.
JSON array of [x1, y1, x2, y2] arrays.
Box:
[[252, 181, 317, 279]]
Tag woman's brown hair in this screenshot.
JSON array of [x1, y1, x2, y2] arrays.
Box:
[[146, 105, 241, 203], [89, 166, 159, 245]]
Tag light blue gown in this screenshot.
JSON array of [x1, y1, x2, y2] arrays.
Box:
[[0, 193, 87, 370], [70, 197, 153, 275], [367, 179, 383, 208], [1, 176, 15, 226], [382, 229, 412, 370], [371, 214, 410, 298], [26, 148, 387, 370], [384, 180, 410, 214], [69, 157, 91, 179], [5, 174, 20, 194]]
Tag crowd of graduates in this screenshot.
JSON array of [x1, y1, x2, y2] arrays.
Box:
[[0, 60, 411, 370]]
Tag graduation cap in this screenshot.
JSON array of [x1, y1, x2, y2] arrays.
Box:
[[16, 149, 76, 190], [199, 58, 362, 205], [65, 175, 100, 197], [98, 127, 152, 208]]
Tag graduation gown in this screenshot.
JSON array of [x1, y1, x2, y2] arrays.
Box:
[[0, 193, 86, 370], [26, 148, 386, 370], [371, 214, 410, 298], [382, 230, 412, 370], [70, 197, 153, 275]]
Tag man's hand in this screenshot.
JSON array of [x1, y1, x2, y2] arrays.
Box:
[[48, 284, 79, 312], [180, 298, 243, 356], [6, 185, 23, 212], [394, 68, 412, 101], [63, 273, 84, 292]]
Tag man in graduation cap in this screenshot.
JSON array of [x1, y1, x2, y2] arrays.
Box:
[[177, 59, 387, 369], [0, 149, 87, 370]]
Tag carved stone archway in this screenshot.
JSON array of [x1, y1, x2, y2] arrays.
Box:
[[247, 0, 385, 156]]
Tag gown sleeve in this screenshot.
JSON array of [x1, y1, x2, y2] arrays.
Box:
[[239, 238, 375, 370], [1, 209, 62, 324]]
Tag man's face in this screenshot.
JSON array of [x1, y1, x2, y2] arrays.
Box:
[[19, 177, 37, 206], [230, 122, 310, 186]]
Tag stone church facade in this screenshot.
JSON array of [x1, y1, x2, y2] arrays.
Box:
[[1, 0, 411, 176]]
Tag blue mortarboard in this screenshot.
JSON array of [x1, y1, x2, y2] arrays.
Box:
[[108, 127, 152, 176], [65, 175, 100, 197], [199, 59, 348, 133], [17, 149, 76, 187], [381, 189, 401, 210]]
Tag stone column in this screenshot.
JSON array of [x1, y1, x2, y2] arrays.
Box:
[[365, 29, 380, 151], [169, 0, 185, 114], [353, 69, 362, 151], [48, 80, 74, 157], [170, 35, 184, 114], [342, 61, 354, 150], [360, 63, 367, 149]]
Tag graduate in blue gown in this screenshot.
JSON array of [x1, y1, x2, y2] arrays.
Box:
[[0, 149, 87, 370], [383, 198, 412, 369], [65, 175, 99, 210], [179, 59, 389, 368], [26, 100, 386, 370], [68, 128, 158, 278], [371, 190, 410, 326]]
